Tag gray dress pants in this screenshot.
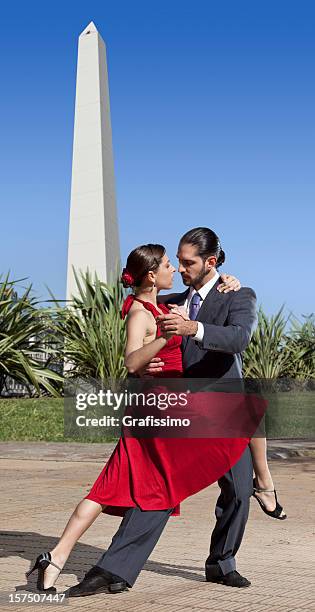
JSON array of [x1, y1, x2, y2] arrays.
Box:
[[206, 444, 254, 574], [96, 445, 253, 585], [96, 507, 174, 586]]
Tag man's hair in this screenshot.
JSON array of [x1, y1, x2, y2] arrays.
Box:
[[179, 227, 225, 268]]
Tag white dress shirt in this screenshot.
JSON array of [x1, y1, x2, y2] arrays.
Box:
[[184, 271, 220, 342]]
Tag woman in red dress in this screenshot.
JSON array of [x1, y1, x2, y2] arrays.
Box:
[[26, 244, 266, 593]]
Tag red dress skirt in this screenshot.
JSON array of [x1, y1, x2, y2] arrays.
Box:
[[85, 297, 266, 516]]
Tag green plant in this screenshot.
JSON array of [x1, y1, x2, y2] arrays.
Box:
[[286, 314, 315, 379], [243, 306, 312, 379], [0, 273, 63, 397], [49, 267, 127, 382]]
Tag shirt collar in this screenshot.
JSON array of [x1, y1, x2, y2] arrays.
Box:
[[188, 270, 220, 302]]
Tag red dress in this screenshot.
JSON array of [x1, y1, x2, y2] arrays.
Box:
[[85, 296, 266, 516]]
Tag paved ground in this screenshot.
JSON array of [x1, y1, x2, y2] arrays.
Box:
[[1, 439, 314, 462], [0, 443, 314, 612]]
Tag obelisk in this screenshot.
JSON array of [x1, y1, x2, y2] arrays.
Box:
[[66, 21, 120, 301]]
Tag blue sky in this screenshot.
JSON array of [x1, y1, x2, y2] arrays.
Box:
[[1, 1, 314, 318]]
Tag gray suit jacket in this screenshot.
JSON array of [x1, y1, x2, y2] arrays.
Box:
[[165, 278, 257, 379]]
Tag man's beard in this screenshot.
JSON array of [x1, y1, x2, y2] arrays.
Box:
[[181, 266, 208, 287]]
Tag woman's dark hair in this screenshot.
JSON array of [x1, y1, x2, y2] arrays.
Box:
[[179, 227, 225, 268], [121, 244, 166, 288]]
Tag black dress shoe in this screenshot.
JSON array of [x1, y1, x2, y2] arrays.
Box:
[[65, 566, 128, 597], [206, 564, 251, 588]]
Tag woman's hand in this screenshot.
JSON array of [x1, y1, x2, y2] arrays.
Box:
[[161, 304, 190, 337], [167, 304, 190, 320], [217, 274, 241, 293]]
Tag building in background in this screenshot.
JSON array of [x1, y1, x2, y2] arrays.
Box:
[[66, 21, 120, 302]]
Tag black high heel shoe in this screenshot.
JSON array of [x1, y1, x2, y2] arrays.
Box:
[[25, 552, 62, 593], [252, 478, 287, 520]]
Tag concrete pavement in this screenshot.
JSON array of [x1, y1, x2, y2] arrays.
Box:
[[0, 442, 314, 611]]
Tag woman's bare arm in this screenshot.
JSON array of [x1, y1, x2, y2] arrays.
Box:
[[125, 310, 169, 374]]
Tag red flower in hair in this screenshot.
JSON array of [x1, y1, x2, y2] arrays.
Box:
[[121, 268, 135, 287]]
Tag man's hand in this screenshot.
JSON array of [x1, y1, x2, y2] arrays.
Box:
[[217, 274, 241, 293], [137, 357, 165, 376], [157, 313, 198, 337]]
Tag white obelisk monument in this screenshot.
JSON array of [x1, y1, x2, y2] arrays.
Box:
[[66, 21, 120, 301]]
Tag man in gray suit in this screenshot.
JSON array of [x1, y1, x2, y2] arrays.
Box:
[[158, 227, 257, 587], [67, 227, 257, 596]]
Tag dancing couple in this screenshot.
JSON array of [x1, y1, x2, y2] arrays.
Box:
[[26, 227, 286, 597]]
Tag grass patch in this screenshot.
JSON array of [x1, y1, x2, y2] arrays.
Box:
[[0, 391, 314, 441], [265, 391, 315, 439], [0, 397, 117, 442]]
